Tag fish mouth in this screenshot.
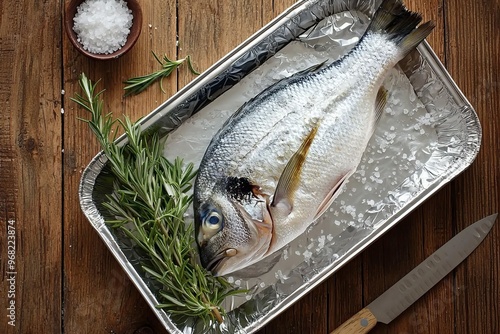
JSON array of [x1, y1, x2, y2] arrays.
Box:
[[205, 248, 237, 273]]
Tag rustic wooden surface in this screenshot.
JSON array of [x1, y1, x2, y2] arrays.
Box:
[[0, 0, 498, 333]]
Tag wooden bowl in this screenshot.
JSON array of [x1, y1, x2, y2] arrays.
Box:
[[64, 0, 143, 60]]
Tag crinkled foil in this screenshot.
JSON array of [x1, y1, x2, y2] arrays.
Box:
[[79, 1, 481, 333]]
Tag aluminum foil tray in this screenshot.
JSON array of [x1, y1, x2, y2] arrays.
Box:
[[79, 0, 481, 333]]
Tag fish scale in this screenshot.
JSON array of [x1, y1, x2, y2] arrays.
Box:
[[194, 0, 435, 276]]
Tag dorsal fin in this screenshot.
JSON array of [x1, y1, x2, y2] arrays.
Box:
[[375, 86, 388, 124]]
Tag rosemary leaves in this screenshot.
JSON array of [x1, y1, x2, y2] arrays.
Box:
[[72, 73, 242, 325], [123, 52, 199, 96]]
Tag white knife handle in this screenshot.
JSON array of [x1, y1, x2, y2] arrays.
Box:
[[330, 308, 378, 334]]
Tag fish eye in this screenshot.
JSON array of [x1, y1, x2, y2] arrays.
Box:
[[203, 210, 223, 231]]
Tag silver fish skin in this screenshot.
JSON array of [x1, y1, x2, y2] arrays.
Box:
[[194, 0, 434, 276]]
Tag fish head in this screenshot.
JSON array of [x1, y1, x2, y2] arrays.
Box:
[[194, 189, 273, 276]]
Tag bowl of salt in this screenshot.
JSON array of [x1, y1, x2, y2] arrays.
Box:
[[65, 0, 142, 60]]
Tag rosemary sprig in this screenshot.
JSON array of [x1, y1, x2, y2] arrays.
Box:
[[123, 52, 200, 96], [72, 73, 242, 325]]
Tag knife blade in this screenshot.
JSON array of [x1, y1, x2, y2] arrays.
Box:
[[330, 213, 498, 334]]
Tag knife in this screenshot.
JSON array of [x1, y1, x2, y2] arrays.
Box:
[[330, 213, 498, 334]]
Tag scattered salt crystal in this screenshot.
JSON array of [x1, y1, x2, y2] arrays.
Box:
[[303, 250, 313, 261], [344, 205, 356, 217], [61, 89, 65, 95], [384, 132, 396, 141], [417, 113, 434, 126], [60, 108, 64, 114], [73, 0, 133, 54], [317, 235, 326, 249], [227, 276, 234, 284], [327, 234, 333, 241]]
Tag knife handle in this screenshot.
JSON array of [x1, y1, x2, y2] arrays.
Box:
[[330, 308, 377, 334]]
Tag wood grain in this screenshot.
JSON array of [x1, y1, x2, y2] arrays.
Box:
[[0, 1, 63, 333], [330, 308, 377, 334], [0, 0, 498, 333], [61, 0, 178, 333], [446, 0, 500, 334]]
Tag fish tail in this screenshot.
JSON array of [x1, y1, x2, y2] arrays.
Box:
[[369, 0, 435, 56]]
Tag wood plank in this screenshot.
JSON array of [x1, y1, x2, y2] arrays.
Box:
[[0, 0, 62, 333], [361, 0, 454, 332], [326, 257, 364, 331], [446, 0, 500, 333], [62, 0, 177, 332], [177, 0, 269, 89], [320, 0, 449, 329]]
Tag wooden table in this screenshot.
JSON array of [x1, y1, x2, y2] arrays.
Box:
[[1, 0, 498, 333]]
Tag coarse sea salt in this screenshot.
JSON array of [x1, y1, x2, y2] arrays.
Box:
[[73, 0, 133, 54]]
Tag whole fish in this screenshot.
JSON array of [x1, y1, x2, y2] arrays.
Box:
[[194, 0, 434, 276]]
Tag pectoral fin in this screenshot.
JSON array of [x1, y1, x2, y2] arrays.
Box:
[[271, 125, 319, 216], [313, 169, 355, 221]]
